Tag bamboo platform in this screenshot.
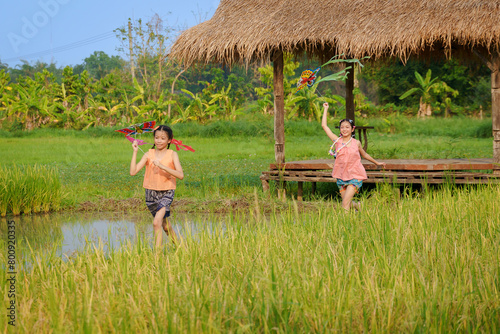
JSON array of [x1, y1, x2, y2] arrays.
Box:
[[260, 158, 499, 200]]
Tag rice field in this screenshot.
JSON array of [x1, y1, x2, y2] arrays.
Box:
[[0, 117, 494, 210], [1, 184, 499, 332], [0, 118, 498, 332], [0, 164, 61, 216]]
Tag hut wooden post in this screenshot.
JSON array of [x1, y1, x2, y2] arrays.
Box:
[[273, 50, 285, 165], [492, 55, 500, 176], [273, 50, 286, 198], [345, 65, 355, 121]]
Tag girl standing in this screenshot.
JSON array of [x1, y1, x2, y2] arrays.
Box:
[[130, 125, 184, 247], [322, 103, 385, 211]]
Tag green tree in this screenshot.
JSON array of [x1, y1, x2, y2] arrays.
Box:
[[431, 81, 459, 117], [62, 67, 93, 111], [294, 80, 345, 122], [0, 70, 13, 121], [400, 69, 442, 117], [115, 15, 174, 101], [174, 89, 212, 124], [9, 72, 57, 129], [82, 51, 124, 80], [255, 53, 300, 115], [362, 58, 489, 109]]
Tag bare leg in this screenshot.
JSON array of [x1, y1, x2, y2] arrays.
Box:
[[162, 217, 179, 245], [340, 185, 358, 211], [153, 208, 167, 248]]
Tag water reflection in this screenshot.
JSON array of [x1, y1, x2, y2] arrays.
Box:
[[0, 211, 224, 264], [60, 218, 142, 258]]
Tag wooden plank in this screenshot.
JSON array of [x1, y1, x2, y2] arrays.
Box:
[[262, 171, 332, 177], [261, 170, 498, 184], [262, 170, 497, 179], [261, 158, 499, 195], [261, 174, 499, 184], [270, 159, 495, 171]]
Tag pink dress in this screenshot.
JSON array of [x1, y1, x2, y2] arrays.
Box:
[[331, 138, 367, 181]]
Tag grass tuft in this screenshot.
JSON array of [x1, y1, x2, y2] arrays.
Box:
[[0, 164, 62, 216]]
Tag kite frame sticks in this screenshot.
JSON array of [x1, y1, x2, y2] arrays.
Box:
[[115, 121, 157, 156], [295, 54, 370, 95], [115, 121, 195, 156]]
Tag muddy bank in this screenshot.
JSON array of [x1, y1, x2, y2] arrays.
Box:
[[72, 196, 325, 215]]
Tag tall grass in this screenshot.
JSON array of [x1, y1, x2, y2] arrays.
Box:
[[1, 184, 498, 332], [0, 164, 61, 216]]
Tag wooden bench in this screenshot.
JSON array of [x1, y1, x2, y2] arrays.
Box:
[[260, 158, 498, 200]]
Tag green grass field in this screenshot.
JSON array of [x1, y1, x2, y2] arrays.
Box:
[[0, 117, 494, 210], [0, 117, 498, 332]]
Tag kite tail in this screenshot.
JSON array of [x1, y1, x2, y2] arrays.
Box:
[[126, 135, 152, 159], [171, 139, 195, 152]]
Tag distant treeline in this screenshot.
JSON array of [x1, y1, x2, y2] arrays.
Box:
[[0, 16, 492, 131]]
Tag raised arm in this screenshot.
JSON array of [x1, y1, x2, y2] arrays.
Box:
[[130, 141, 149, 175], [358, 141, 386, 168], [321, 102, 339, 142]]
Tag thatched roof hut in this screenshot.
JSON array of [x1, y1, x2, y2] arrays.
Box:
[[171, 0, 500, 65], [170, 0, 500, 171]]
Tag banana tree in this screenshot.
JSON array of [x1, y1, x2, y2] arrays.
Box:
[[179, 89, 212, 123], [120, 87, 146, 124], [256, 94, 274, 115], [51, 83, 86, 129], [142, 92, 177, 123], [399, 69, 442, 117], [172, 103, 197, 124], [10, 81, 52, 129], [0, 70, 13, 118], [82, 97, 123, 128], [62, 67, 93, 112], [295, 80, 345, 122], [208, 84, 241, 121], [432, 81, 459, 117], [284, 95, 305, 120]]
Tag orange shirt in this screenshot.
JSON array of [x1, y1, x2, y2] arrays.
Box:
[[143, 149, 177, 190], [331, 138, 367, 181]]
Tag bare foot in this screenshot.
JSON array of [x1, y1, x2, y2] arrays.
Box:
[[352, 201, 361, 211]]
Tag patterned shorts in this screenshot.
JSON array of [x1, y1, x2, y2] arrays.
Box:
[[336, 179, 363, 194], [145, 189, 175, 218]]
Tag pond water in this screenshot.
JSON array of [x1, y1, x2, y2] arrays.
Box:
[[1, 211, 223, 265]]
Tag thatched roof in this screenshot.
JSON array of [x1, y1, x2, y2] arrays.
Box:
[[170, 0, 500, 66]]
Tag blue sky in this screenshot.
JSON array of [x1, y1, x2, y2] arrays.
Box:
[[1, 0, 220, 68]]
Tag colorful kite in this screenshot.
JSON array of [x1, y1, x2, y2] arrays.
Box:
[[115, 121, 156, 137], [116, 121, 195, 154], [295, 67, 321, 93], [124, 135, 195, 152], [295, 55, 370, 94]]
